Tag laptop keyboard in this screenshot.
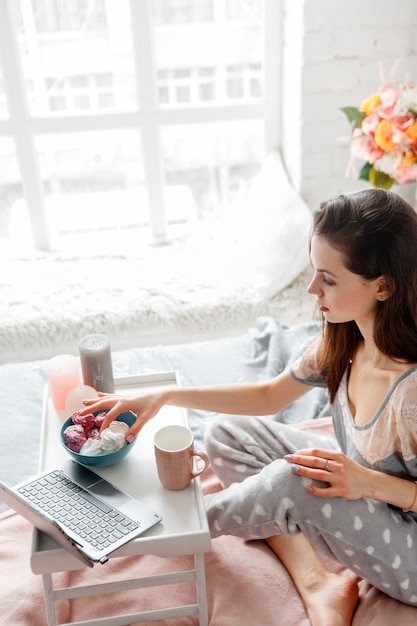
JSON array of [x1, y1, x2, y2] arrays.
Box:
[[18, 470, 140, 551]]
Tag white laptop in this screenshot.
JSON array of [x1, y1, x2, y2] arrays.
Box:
[[0, 459, 162, 568]]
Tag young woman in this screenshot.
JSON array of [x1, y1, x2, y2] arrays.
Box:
[[81, 189, 417, 626]]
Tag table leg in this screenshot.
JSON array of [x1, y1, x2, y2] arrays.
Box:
[[195, 553, 208, 626], [42, 573, 58, 626]]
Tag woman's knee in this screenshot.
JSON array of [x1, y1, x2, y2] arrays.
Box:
[[204, 414, 247, 459]]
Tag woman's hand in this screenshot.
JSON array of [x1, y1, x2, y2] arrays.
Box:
[[284, 448, 371, 501], [79, 391, 165, 442]]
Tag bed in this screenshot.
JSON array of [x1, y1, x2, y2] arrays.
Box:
[[1, 317, 416, 625]]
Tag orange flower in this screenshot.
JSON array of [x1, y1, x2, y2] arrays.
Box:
[[359, 94, 381, 115], [374, 119, 396, 152], [402, 150, 417, 166], [405, 120, 417, 142]]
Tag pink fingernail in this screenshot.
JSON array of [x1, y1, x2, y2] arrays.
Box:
[[126, 434, 135, 443]]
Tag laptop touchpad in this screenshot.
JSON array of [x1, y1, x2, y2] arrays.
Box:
[[88, 480, 130, 506]]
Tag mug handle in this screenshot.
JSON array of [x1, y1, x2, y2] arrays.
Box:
[[191, 450, 209, 479]]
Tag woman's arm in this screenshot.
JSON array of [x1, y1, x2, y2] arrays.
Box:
[[366, 467, 417, 513], [80, 369, 311, 440]]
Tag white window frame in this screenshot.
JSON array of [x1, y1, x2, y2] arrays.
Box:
[[0, 0, 282, 251]]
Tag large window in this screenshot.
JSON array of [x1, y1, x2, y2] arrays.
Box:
[[0, 0, 281, 254]]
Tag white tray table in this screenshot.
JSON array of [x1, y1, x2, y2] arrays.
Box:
[[31, 372, 211, 626]]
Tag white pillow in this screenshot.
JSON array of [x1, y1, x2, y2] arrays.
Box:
[[226, 151, 312, 298]]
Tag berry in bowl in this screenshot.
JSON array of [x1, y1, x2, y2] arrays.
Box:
[[61, 410, 136, 467]]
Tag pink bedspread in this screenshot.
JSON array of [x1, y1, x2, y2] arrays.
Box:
[[2, 418, 417, 625]]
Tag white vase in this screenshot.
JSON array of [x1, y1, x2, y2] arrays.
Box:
[[392, 182, 417, 209]]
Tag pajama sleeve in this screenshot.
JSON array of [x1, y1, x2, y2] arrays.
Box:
[[288, 337, 327, 388]]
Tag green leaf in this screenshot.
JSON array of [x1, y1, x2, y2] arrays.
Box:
[[358, 163, 394, 189], [340, 106, 367, 129], [359, 162, 371, 181], [368, 167, 394, 189]]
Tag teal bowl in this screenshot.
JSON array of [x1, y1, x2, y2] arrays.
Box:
[[60, 410, 136, 467]]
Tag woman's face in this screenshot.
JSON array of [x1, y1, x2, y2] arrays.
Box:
[[307, 235, 381, 324]]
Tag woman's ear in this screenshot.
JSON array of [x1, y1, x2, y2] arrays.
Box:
[[376, 275, 395, 301]]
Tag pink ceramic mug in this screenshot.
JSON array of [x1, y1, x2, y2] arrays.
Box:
[[154, 425, 209, 490]]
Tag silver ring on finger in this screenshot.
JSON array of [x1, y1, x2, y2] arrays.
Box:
[[323, 459, 329, 471]]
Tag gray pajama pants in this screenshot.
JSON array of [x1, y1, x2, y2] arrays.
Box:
[[203, 415, 417, 606]]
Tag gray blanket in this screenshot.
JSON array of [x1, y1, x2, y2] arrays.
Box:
[[0, 317, 328, 512]]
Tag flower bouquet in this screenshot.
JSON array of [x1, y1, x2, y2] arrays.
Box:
[[341, 64, 417, 189]]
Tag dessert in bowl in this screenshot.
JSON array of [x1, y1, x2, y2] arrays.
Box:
[[61, 410, 136, 467]]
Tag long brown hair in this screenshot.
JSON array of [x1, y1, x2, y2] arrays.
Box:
[[313, 189, 417, 401]]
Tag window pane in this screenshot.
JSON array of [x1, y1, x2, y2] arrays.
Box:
[[161, 120, 263, 223], [153, 0, 264, 106], [226, 0, 262, 20], [154, 0, 213, 25], [30, 130, 147, 251], [12, 0, 138, 115], [31, 0, 108, 33]]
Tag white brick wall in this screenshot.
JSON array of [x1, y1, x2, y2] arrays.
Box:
[[280, 0, 417, 211]]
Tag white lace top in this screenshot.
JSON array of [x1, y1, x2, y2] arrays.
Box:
[[289, 339, 417, 480]]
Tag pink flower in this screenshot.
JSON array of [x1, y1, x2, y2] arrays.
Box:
[[395, 163, 417, 184], [361, 114, 380, 134], [378, 87, 399, 117], [392, 112, 415, 130], [351, 136, 384, 164]]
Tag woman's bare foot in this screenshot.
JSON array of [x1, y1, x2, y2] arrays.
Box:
[[266, 534, 359, 626], [300, 569, 359, 626]]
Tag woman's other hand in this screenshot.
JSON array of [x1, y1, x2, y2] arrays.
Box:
[[285, 448, 371, 501]]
